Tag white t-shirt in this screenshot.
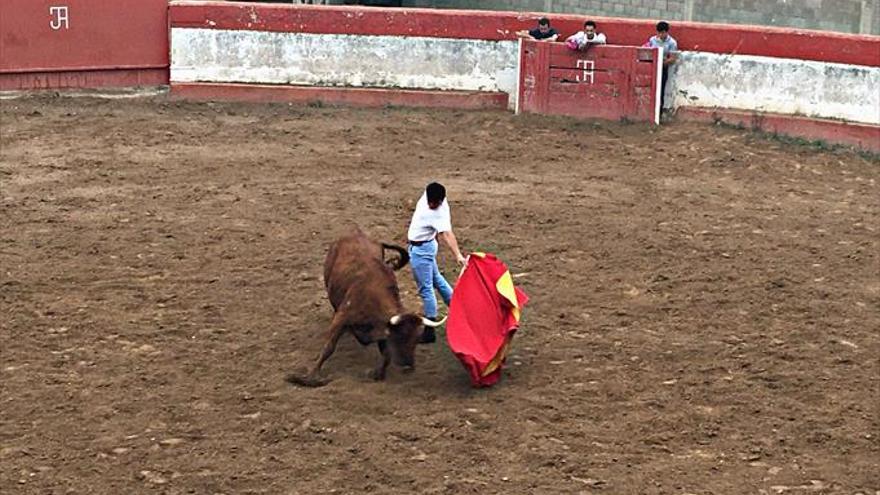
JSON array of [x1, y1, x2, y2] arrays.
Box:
[[407, 192, 452, 242], [567, 31, 607, 48]]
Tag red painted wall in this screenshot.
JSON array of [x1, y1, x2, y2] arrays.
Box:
[[0, 0, 168, 89], [170, 1, 880, 67]]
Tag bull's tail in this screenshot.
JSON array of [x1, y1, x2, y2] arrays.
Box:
[[381, 243, 410, 271]]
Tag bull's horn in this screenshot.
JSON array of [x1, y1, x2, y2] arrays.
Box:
[[421, 316, 447, 327], [389, 315, 402, 326]]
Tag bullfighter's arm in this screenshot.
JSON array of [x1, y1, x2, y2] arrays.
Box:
[[438, 230, 467, 266]]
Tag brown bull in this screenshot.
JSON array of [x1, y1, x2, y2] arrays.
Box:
[[287, 227, 444, 387]]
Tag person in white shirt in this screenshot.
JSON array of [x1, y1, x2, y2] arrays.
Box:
[[565, 20, 607, 50], [406, 182, 466, 343]]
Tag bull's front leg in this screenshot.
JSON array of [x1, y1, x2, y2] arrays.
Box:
[[370, 339, 391, 381], [286, 313, 346, 387]]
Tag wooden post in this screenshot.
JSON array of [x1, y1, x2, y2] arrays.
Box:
[[861, 0, 876, 35], [684, 0, 696, 21]]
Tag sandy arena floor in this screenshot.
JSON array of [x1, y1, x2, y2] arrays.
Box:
[[1, 96, 878, 494]]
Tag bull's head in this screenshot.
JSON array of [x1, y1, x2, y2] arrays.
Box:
[[386, 314, 446, 369]]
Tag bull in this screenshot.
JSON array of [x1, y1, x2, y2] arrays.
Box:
[[287, 227, 444, 387]]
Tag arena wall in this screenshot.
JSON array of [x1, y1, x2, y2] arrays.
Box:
[[170, 29, 520, 97], [168, 2, 880, 150], [669, 52, 880, 125], [1, 1, 877, 151], [169, 2, 878, 66], [0, 0, 169, 91]]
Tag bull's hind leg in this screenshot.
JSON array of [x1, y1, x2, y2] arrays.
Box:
[[286, 314, 346, 387]]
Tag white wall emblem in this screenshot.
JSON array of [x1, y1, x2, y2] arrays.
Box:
[[50, 6, 69, 30]]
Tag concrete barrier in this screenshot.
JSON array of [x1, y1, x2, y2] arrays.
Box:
[[169, 2, 880, 66], [670, 52, 880, 125], [2, 1, 874, 150], [170, 29, 519, 97], [168, 2, 879, 150]]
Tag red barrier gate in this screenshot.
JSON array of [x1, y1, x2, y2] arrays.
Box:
[[0, 0, 169, 91], [517, 40, 662, 124]]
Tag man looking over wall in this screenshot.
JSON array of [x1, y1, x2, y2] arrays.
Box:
[[516, 17, 559, 41], [565, 20, 607, 50], [645, 21, 679, 115]]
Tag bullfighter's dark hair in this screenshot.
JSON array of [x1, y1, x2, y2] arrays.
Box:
[[656, 21, 670, 32], [426, 182, 446, 204], [585, 20, 597, 28], [538, 17, 550, 26]]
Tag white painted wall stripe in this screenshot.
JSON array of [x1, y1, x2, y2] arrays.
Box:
[[514, 38, 522, 115], [654, 46, 663, 125], [171, 28, 519, 108]]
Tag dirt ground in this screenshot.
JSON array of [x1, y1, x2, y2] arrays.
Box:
[[1, 95, 878, 495]]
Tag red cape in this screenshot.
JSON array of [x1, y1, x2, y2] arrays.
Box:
[[446, 253, 529, 387]]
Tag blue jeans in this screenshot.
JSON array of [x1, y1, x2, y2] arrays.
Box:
[[408, 240, 453, 319]]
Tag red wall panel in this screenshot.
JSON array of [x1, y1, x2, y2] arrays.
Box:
[[0, 0, 168, 74], [519, 41, 660, 124]]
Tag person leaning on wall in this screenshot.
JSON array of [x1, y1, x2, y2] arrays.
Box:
[[565, 20, 607, 50], [516, 17, 559, 42], [644, 21, 679, 116]]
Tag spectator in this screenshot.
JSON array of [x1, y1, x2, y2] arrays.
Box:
[[565, 20, 607, 50], [645, 21, 679, 114], [516, 17, 559, 42]]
